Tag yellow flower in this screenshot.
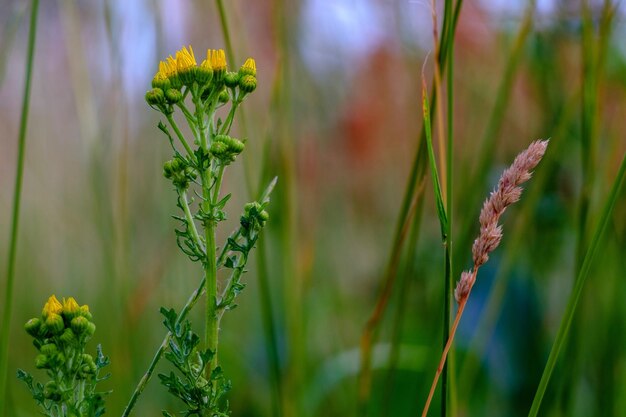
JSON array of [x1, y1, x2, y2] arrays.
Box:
[[62, 297, 80, 317], [163, 55, 182, 89], [208, 49, 227, 82], [209, 49, 227, 72], [42, 295, 63, 317], [197, 55, 214, 85], [239, 58, 256, 77], [176, 46, 197, 85], [176, 45, 197, 72]]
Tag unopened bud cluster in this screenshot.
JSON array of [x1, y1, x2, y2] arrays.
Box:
[[241, 202, 269, 238], [164, 157, 197, 189], [19, 295, 109, 416]]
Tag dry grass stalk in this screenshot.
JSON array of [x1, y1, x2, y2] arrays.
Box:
[[421, 139, 549, 417]]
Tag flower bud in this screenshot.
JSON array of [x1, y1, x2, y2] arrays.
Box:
[[40, 343, 58, 356], [59, 328, 77, 346], [176, 46, 198, 86], [79, 304, 92, 321], [208, 49, 227, 83], [145, 88, 165, 106], [85, 322, 96, 337], [43, 381, 61, 400], [35, 354, 48, 369], [71, 316, 90, 336], [224, 72, 240, 88], [42, 295, 63, 318], [239, 75, 257, 93], [196, 60, 214, 86], [165, 88, 183, 104], [81, 353, 97, 373], [24, 318, 42, 337], [210, 141, 228, 158], [152, 70, 171, 91], [238, 58, 256, 77], [218, 89, 230, 104], [62, 297, 80, 319], [44, 314, 65, 335]]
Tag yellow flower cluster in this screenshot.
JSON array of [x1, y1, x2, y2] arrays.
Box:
[[147, 46, 258, 108]]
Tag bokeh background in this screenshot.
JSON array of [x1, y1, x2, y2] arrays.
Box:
[[1, 0, 626, 416]]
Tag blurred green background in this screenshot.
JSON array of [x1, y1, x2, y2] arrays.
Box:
[[1, 0, 626, 416]]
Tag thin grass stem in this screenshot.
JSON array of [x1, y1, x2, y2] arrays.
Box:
[[0, 1, 40, 411]]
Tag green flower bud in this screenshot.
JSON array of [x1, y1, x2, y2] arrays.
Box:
[[44, 314, 65, 335], [238, 58, 257, 77], [224, 72, 240, 88], [152, 72, 171, 91], [218, 89, 230, 104], [81, 354, 98, 374], [165, 88, 183, 104], [43, 381, 61, 400], [145, 88, 165, 106], [163, 160, 174, 179], [196, 62, 213, 86], [259, 210, 270, 222], [40, 343, 58, 356], [227, 137, 245, 154], [85, 322, 96, 337], [79, 305, 92, 321], [24, 318, 42, 337], [210, 142, 227, 158], [59, 328, 77, 346], [35, 354, 48, 369], [239, 75, 257, 93], [71, 316, 89, 336]]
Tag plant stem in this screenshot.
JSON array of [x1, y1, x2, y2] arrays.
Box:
[[422, 271, 474, 417], [0, 0, 39, 411], [527, 151, 626, 416], [166, 113, 195, 158], [179, 190, 205, 253]]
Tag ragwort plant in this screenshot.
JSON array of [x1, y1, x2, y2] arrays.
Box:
[[18, 296, 110, 417], [121, 46, 273, 417]]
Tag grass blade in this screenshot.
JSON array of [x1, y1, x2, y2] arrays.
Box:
[[527, 151, 626, 416], [0, 0, 40, 411]]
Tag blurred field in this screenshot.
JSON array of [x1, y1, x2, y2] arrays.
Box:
[[1, 0, 626, 416]]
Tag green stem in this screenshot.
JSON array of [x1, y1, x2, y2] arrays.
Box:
[[165, 113, 195, 159], [0, 0, 39, 411], [176, 101, 200, 141], [179, 190, 205, 253], [219, 99, 240, 135], [527, 151, 626, 417], [201, 164, 220, 373], [441, 1, 455, 414], [192, 85, 208, 150]]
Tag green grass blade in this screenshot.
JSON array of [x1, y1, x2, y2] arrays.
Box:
[[527, 151, 626, 417], [0, 0, 40, 411], [421, 76, 448, 235]]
